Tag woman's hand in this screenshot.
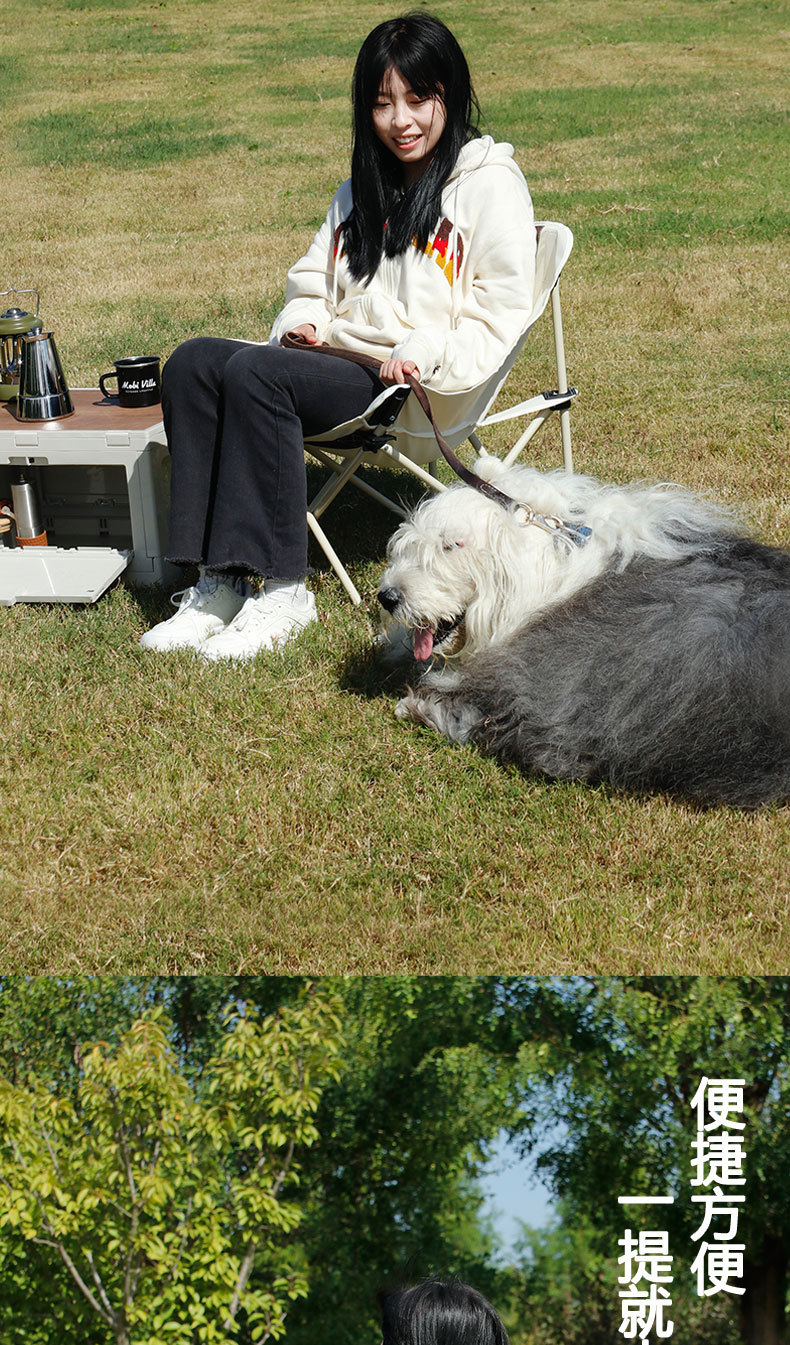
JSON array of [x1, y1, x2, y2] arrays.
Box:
[[379, 357, 421, 386], [287, 324, 321, 345]]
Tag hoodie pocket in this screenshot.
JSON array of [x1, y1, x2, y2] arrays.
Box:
[[329, 291, 414, 346]]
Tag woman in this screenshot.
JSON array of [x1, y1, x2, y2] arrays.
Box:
[[141, 12, 536, 660], [380, 1279, 510, 1345]]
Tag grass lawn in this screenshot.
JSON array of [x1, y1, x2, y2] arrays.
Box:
[[1, 0, 788, 973]]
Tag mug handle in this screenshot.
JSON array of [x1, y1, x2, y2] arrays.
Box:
[[99, 372, 117, 397]]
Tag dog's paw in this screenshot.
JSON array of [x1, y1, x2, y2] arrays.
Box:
[[395, 689, 450, 736], [396, 688, 484, 744], [395, 689, 437, 726], [395, 693, 418, 722]]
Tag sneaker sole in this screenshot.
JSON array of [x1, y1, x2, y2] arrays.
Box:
[[199, 613, 317, 662]]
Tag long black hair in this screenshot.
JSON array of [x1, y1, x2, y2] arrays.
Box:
[[380, 1280, 510, 1345], [342, 13, 480, 281]]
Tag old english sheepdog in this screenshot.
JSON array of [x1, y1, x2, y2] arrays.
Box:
[[377, 459, 790, 808]]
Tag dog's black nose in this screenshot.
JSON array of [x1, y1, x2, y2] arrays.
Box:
[[378, 587, 400, 613]]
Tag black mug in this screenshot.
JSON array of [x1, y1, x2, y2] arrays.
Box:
[[99, 356, 161, 408]]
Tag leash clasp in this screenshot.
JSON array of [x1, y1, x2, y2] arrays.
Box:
[[516, 504, 592, 548]]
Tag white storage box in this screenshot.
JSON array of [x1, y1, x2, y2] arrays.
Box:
[[0, 389, 179, 604]]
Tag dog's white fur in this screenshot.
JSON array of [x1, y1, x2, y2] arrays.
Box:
[[378, 458, 737, 672]]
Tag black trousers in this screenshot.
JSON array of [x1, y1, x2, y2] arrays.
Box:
[[161, 337, 385, 579]]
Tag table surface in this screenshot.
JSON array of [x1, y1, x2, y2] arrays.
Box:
[[0, 388, 164, 434]]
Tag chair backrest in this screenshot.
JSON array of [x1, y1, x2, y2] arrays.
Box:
[[430, 219, 573, 450], [531, 221, 574, 326]]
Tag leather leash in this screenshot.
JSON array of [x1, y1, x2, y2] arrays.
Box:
[[280, 332, 591, 547]]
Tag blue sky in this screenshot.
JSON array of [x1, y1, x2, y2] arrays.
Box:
[[479, 1132, 556, 1256]]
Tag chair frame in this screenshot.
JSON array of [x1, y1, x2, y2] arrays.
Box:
[[304, 221, 578, 605]]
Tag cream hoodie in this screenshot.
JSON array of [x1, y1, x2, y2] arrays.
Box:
[[269, 136, 537, 460]]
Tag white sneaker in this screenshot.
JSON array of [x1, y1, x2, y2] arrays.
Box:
[[199, 589, 318, 662], [140, 570, 250, 652]]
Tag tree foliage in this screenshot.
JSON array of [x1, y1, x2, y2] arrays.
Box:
[[1, 977, 788, 1345], [504, 1200, 743, 1345], [276, 976, 519, 1345], [0, 987, 343, 1345], [0, 977, 521, 1345]]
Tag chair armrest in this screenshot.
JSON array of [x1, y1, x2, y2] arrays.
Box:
[[478, 387, 578, 428]]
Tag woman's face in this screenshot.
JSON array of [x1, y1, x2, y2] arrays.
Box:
[[371, 65, 447, 183]]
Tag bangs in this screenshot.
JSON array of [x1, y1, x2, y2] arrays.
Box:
[[373, 56, 444, 106]]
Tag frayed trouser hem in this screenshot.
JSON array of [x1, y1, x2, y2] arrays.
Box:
[[165, 557, 314, 581]]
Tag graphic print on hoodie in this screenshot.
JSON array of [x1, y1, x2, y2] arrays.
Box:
[[332, 216, 464, 285]]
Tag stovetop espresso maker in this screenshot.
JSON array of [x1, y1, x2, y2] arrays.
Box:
[[0, 287, 74, 420], [0, 288, 42, 401]]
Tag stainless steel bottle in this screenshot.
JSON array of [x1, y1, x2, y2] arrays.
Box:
[[10, 470, 48, 545]]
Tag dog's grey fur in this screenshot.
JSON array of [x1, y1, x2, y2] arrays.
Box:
[[381, 466, 790, 808], [399, 537, 790, 807]]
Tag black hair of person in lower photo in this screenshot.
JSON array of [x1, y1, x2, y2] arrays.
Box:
[[380, 1279, 510, 1345]]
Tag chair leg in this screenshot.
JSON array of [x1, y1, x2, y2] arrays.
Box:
[[374, 444, 447, 492], [550, 283, 573, 472], [308, 447, 367, 518], [501, 408, 554, 467], [306, 510, 362, 606], [559, 402, 572, 472], [303, 439, 445, 604]]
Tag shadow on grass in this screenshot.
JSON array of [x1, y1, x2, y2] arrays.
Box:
[[336, 639, 416, 702], [335, 628, 719, 814], [304, 461, 427, 574]]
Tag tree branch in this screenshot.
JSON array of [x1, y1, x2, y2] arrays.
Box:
[[108, 1088, 141, 1309], [224, 1136, 298, 1331], [5, 1122, 117, 1330], [224, 1237, 258, 1330], [168, 1191, 193, 1284], [86, 1250, 118, 1320], [37, 1123, 63, 1181], [262, 1136, 296, 1199], [32, 1197, 116, 1330], [54, 1242, 116, 1328]]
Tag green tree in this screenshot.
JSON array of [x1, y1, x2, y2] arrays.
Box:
[[507, 1208, 623, 1345], [6, 978, 784, 1345], [0, 977, 521, 1345], [0, 987, 342, 1345]]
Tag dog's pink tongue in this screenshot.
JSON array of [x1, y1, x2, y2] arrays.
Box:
[[413, 627, 434, 661]]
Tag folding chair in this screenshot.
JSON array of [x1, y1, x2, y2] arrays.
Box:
[[303, 220, 577, 604]]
